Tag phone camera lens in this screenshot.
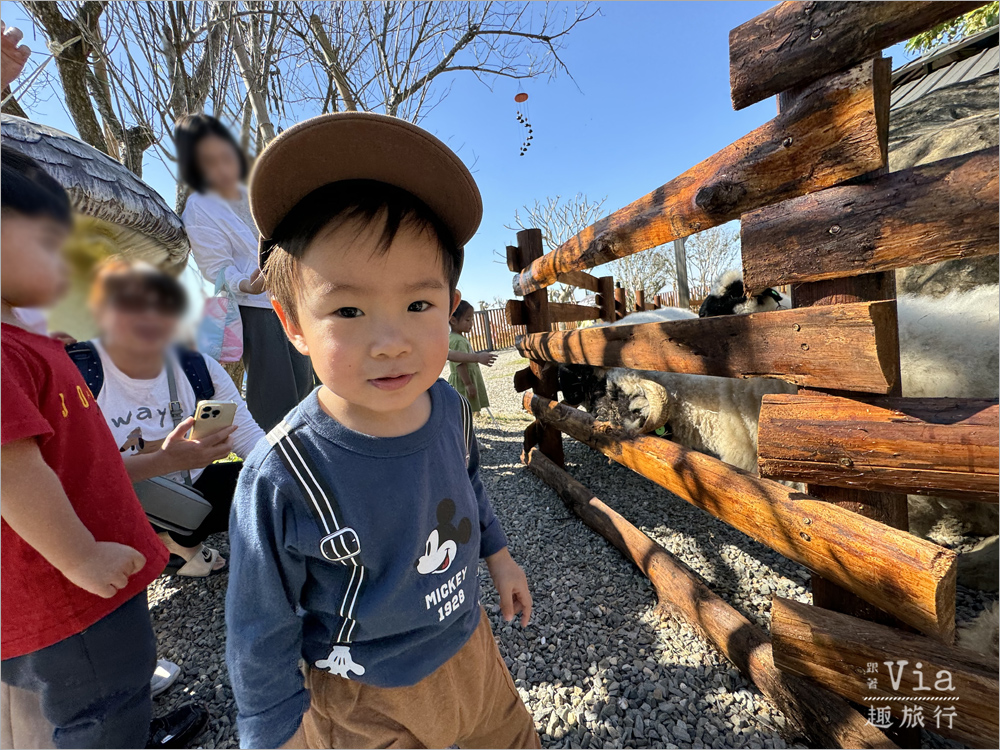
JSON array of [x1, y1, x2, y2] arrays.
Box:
[[201, 406, 211, 415], [211, 409, 221, 417]]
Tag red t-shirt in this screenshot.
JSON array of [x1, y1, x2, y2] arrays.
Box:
[[1, 323, 168, 659]]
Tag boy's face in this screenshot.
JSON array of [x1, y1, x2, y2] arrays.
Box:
[[0, 212, 70, 309], [275, 218, 459, 419]]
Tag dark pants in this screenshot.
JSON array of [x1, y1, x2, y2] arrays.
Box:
[[1, 592, 156, 749], [157, 461, 242, 548], [240, 305, 313, 432]]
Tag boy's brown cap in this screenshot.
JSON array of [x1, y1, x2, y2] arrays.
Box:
[[249, 112, 482, 269]]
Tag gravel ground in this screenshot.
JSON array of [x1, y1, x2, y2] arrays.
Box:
[[147, 349, 997, 749]]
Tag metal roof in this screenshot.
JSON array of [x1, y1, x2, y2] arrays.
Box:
[[891, 27, 999, 110]]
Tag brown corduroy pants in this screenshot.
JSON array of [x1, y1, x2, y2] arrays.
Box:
[[300, 608, 540, 749]]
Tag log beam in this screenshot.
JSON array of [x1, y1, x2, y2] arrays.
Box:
[[728, 1, 985, 109], [517, 300, 900, 394], [524, 448, 896, 749], [758, 394, 1000, 501], [522, 393, 957, 640], [742, 149, 999, 289], [512, 59, 886, 296], [516, 229, 564, 466], [557, 269, 601, 293], [771, 597, 998, 748]]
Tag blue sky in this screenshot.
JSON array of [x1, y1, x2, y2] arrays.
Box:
[[5, 1, 919, 307]]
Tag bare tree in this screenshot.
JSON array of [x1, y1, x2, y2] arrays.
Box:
[[685, 224, 741, 291], [21, 1, 234, 178], [293, 2, 597, 122], [508, 193, 607, 303], [609, 245, 676, 309]]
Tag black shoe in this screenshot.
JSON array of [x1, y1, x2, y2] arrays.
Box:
[[147, 703, 209, 749]]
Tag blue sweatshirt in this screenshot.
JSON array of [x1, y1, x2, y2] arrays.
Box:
[[225, 381, 509, 749]]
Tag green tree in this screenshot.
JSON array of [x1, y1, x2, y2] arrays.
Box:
[[906, 2, 998, 53]]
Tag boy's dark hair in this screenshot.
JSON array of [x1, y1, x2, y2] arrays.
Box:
[[1, 146, 72, 225], [264, 179, 461, 323], [452, 300, 474, 319], [173, 114, 248, 193]]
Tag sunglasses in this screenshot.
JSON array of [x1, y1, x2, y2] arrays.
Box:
[[108, 291, 184, 316]]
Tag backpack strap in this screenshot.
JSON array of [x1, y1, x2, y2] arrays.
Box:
[[458, 394, 473, 467], [266, 421, 366, 645], [175, 346, 215, 402], [65, 341, 104, 397]]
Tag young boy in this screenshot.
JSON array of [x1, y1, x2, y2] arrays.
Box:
[[448, 299, 490, 413], [0, 147, 205, 749], [225, 113, 540, 749]]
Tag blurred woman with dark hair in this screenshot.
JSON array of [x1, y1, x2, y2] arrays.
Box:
[[78, 258, 264, 577], [174, 114, 312, 431]]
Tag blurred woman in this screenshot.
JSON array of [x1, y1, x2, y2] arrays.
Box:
[[79, 259, 264, 577], [174, 114, 312, 431]]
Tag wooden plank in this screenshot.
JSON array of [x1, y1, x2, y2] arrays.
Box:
[[505, 299, 524, 327], [758, 395, 1000, 501], [518, 300, 900, 394], [548, 302, 603, 324], [597, 276, 616, 323], [513, 366, 540, 394], [505, 245, 519, 272], [523, 393, 957, 640], [771, 597, 998, 748], [516, 229, 564, 466], [557, 269, 601, 293], [512, 59, 886, 296], [524, 448, 897, 750], [729, 1, 985, 110], [743, 148, 1000, 289]]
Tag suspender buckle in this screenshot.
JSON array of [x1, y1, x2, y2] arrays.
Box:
[[320, 527, 361, 564]]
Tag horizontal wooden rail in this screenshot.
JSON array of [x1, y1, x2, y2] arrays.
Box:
[[507, 299, 602, 325], [557, 269, 601, 293], [742, 148, 1000, 289], [772, 597, 998, 748], [728, 1, 985, 109], [518, 300, 899, 394], [524, 448, 896, 749], [522, 393, 957, 640], [511, 59, 886, 296], [758, 394, 1000, 501]]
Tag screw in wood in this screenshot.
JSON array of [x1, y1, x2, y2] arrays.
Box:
[[800, 342, 809, 351], [782, 136, 793, 148], [803, 517, 812, 525], [829, 224, 842, 235], [839, 456, 854, 467], [792, 323, 801, 331], [800, 532, 812, 542], [810, 28, 823, 40]]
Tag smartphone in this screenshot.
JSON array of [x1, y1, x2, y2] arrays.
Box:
[[190, 400, 238, 441]]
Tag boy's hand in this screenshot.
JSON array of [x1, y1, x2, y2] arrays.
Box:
[[478, 352, 498, 367], [486, 547, 532, 627], [160, 416, 236, 472], [62, 541, 146, 598]]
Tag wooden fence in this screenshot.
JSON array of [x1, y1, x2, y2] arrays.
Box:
[[467, 308, 524, 351], [505, 3, 998, 748]]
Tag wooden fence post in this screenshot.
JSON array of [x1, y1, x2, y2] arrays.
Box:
[[635, 289, 646, 311], [597, 276, 616, 323], [516, 228, 564, 466], [782, 55, 919, 746], [614, 282, 626, 320], [482, 311, 495, 350], [674, 237, 690, 309]]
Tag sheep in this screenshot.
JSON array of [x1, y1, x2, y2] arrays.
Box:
[[956, 601, 999, 665], [698, 269, 785, 317], [559, 280, 999, 586]]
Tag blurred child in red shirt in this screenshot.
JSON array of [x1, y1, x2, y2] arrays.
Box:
[[0, 146, 206, 748]]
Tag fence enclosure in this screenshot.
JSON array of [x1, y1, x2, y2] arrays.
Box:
[[504, 3, 999, 748]]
